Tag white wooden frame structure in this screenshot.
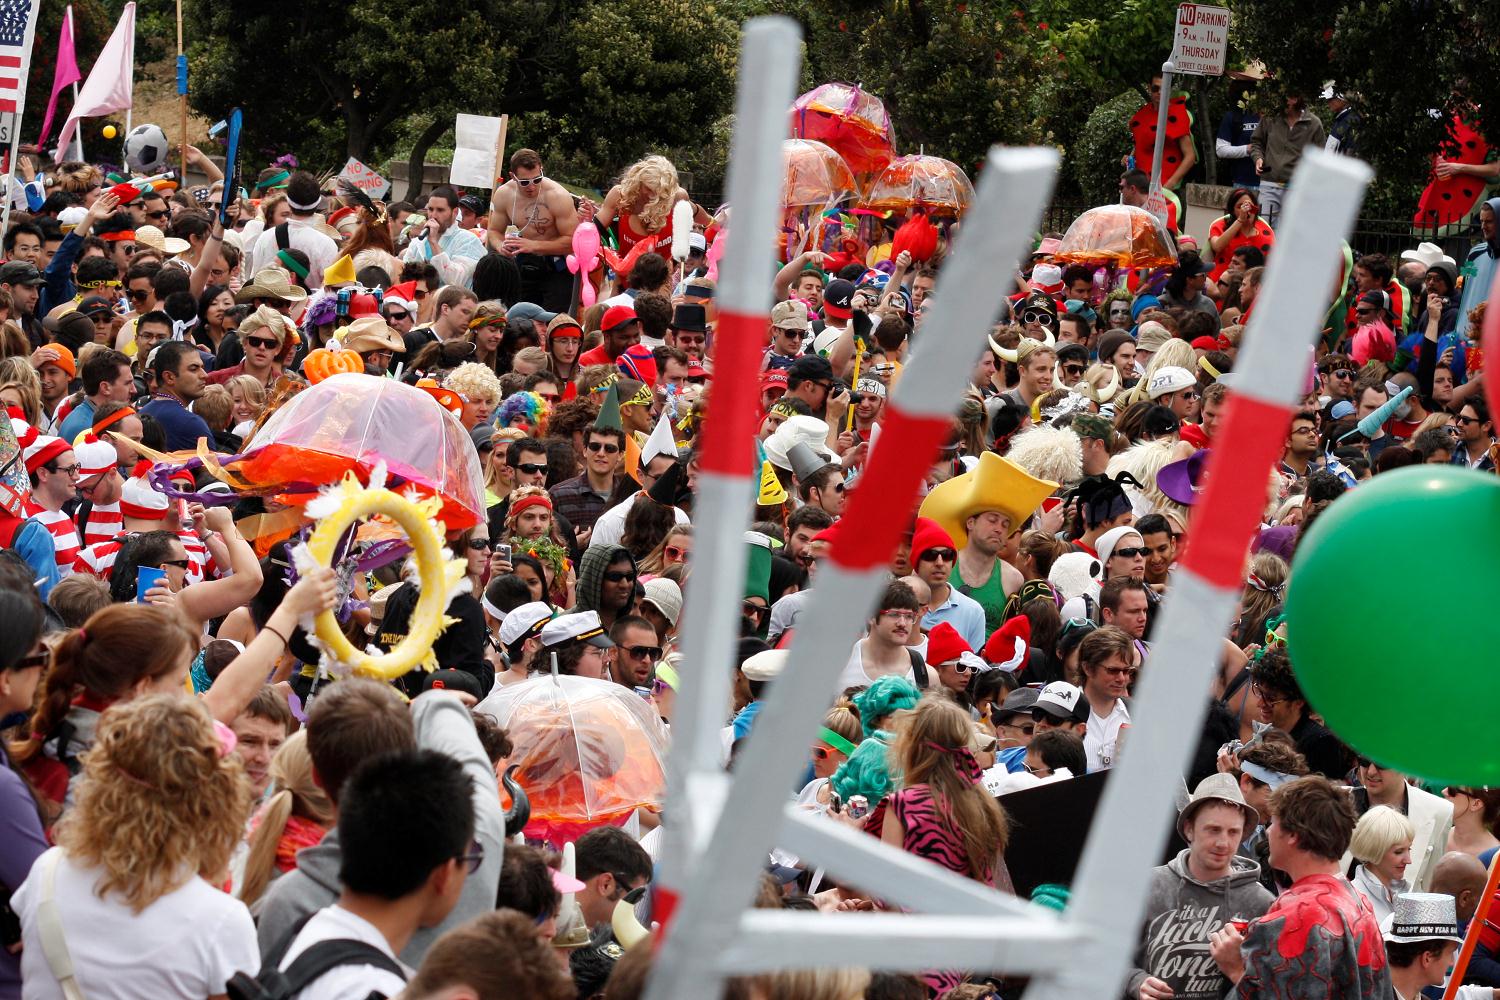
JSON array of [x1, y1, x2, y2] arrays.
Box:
[[645, 18, 1372, 999]]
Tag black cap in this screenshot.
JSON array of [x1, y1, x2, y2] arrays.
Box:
[[0, 261, 44, 286], [670, 302, 707, 333], [43, 311, 94, 343], [77, 295, 114, 318], [422, 669, 483, 700], [822, 278, 856, 318], [788, 353, 834, 384]]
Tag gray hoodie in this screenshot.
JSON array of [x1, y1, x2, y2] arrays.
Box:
[[254, 692, 504, 967], [1124, 849, 1274, 1000]]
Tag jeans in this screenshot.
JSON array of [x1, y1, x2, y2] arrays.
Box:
[[1258, 180, 1287, 229]]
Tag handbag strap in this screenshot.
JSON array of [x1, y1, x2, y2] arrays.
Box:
[[37, 850, 87, 1000]]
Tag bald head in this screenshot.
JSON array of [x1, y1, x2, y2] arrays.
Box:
[[1430, 851, 1488, 922], [897, 574, 931, 608]]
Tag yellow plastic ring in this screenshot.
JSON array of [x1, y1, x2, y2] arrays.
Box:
[[305, 485, 453, 680]]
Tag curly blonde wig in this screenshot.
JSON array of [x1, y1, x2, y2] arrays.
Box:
[[55, 694, 252, 912], [1106, 438, 1188, 525], [444, 361, 504, 406], [1006, 424, 1083, 486], [618, 155, 680, 233]]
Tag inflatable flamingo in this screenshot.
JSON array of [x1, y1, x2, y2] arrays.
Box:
[[568, 224, 602, 308]]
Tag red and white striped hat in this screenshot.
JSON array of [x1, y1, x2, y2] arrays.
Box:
[[22, 434, 69, 474], [119, 461, 170, 520], [74, 433, 117, 480]]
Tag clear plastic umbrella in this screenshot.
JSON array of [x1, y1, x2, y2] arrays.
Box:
[[1053, 204, 1178, 270]]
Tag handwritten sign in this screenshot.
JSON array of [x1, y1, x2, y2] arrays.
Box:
[[337, 156, 390, 200]]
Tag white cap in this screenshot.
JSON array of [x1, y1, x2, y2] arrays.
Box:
[[1147, 366, 1197, 399], [498, 601, 553, 648], [740, 649, 787, 681], [1033, 681, 1087, 722]]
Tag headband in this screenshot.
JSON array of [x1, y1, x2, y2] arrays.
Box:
[[1240, 759, 1297, 790], [770, 401, 799, 419], [818, 727, 858, 756], [255, 169, 290, 191], [285, 191, 321, 212], [590, 372, 620, 392], [76, 278, 122, 289], [93, 406, 136, 434], [923, 740, 983, 783], [1246, 572, 1285, 597], [625, 383, 654, 408], [468, 315, 506, 330], [99, 230, 136, 242], [655, 661, 680, 691], [481, 594, 505, 619], [276, 249, 310, 279], [509, 492, 553, 518]]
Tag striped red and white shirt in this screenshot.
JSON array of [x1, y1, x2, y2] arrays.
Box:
[[79, 500, 124, 548], [71, 529, 217, 585], [24, 503, 78, 576]]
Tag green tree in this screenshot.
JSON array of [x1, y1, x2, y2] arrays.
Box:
[[1028, 0, 1178, 99]]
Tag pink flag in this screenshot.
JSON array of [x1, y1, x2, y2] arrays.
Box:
[[55, 1, 133, 155], [37, 5, 81, 146]]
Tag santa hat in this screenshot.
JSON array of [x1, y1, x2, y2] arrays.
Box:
[[924, 621, 971, 667], [383, 280, 419, 313], [74, 434, 117, 480], [119, 461, 171, 520], [982, 616, 1032, 673], [22, 434, 69, 474]]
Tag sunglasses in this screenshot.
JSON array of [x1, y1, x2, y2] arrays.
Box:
[[383, 310, 410, 322], [414, 288, 429, 299], [742, 601, 770, 621], [467, 538, 493, 551], [622, 644, 663, 660], [458, 839, 485, 874], [119, 245, 137, 257], [919, 547, 957, 563], [1100, 664, 1136, 678], [127, 289, 150, 302], [1329, 368, 1353, 379], [14, 649, 48, 671], [1021, 310, 1055, 327], [245, 335, 279, 350], [1265, 629, 1286, 646], [514, 173, 545, 187], [1112, 546, 1149, 559], [777, 329, 806, 339], [997, 719, 1036, 736], [156, 558, 191, 570], [664, 545, 688, 561], [810, 745, 839, 761], [586, 440, 621, 454], [146, 209, 170, 221], [513, 462, 548, 475], [1062, 364, 1087, 378], [604, 570, 637, 583], [1455, 414, 1480, 426], [952, 660, 975, 674]]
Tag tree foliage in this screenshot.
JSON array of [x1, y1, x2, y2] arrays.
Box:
[[1028, 0, 1177, 100]]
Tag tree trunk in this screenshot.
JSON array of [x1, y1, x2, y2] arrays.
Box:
[[1197, 88, 1215, 187], [404, 117, 452, 203]]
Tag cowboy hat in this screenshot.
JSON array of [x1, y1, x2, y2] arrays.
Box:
[[133, 225, 190, 256], [341, 316, 405, 354], [918, 451, 1057, 549], [762, 415, 835, 471], [236, 266, 309, 304], [1400, 241, 1456, 270], [1178, 772, 1259, 840]]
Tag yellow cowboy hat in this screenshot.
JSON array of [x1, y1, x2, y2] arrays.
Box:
[[917, 451, 1058, 548]]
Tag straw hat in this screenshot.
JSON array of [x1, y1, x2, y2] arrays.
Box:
[[133, 224, 190, 256], [235, 266, 309, 304]]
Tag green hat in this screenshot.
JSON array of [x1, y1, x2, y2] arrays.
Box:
[[594, 382, 622, 431], [1072, 412, 1114, 444], [743, 530, 774, 602]]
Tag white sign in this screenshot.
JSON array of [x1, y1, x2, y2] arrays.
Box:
[[1171, 3, 1230, 77], [337, 156, 390, 200], [1142, 190, 1171, 230], [449, 113, 506, 189]]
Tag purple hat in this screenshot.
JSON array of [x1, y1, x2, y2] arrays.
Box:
[[1157, 449, 1210, 506]]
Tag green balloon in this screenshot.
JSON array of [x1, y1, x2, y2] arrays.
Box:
[[1286, 465, 1500, 785]]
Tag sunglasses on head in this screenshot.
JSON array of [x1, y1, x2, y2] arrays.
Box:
[[604, 570, 637, 583], [586, 440, 621, 454], [513, 462, 548, 475]]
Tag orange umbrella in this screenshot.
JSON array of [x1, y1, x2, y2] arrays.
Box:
[[782, 138, 858, 209], [789, 82, 897, 178], [862, 154, 976, 218], [1053, 205, 1178, 270]]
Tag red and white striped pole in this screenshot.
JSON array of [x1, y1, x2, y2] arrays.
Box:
[[651, 14, 801, 943], [1037, 148, 1373, 1000], [645, 144, 1058, 1000]]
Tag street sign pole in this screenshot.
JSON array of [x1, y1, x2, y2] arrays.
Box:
[[1147, 60, 1176, 199]]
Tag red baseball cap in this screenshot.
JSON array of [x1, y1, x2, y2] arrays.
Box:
[[1190, 336, 1219, 351], [759, 369, 789, 390], [602, 304, 639, 332]]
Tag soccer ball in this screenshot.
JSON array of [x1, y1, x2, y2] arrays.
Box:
[[122, 123, 169, 175]]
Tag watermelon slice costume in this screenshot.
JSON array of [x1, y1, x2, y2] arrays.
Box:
[[1413, 116, 1493, 237]]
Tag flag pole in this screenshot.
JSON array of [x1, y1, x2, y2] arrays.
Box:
[[176, 0, 186, 178]]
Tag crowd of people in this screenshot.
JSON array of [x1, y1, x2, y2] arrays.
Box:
[[0, 94, 1495, 1000]]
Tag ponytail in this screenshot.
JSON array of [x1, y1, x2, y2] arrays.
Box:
[[11, 629, 84, 763], [239, 788, 294, 907]]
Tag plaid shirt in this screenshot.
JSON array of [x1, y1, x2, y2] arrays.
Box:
[[548, 474, 615, 533]]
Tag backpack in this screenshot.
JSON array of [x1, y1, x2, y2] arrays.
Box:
[[907, 647, 929, 688], [225, 939, 404, 1000]]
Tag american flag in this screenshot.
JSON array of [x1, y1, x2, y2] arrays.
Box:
[[0, 0, 33, 114]]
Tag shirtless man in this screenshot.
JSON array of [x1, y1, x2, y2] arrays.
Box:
[[487, 148, 580, 312]]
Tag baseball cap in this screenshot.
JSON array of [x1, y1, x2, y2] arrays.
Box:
[[508, 302, 558, 325], [1032, 681, 1088, 724], [822, 278, 855, 320], [0, 261, 44, 286], [602, 304, 638, 332], [422, 669, 484, 700], [1147, 366, 1197, 399], [788, 354, 834, 384], [771, 299, 810, 332], [993, 686, 1039, 724], [77, 295, 114, 319]]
